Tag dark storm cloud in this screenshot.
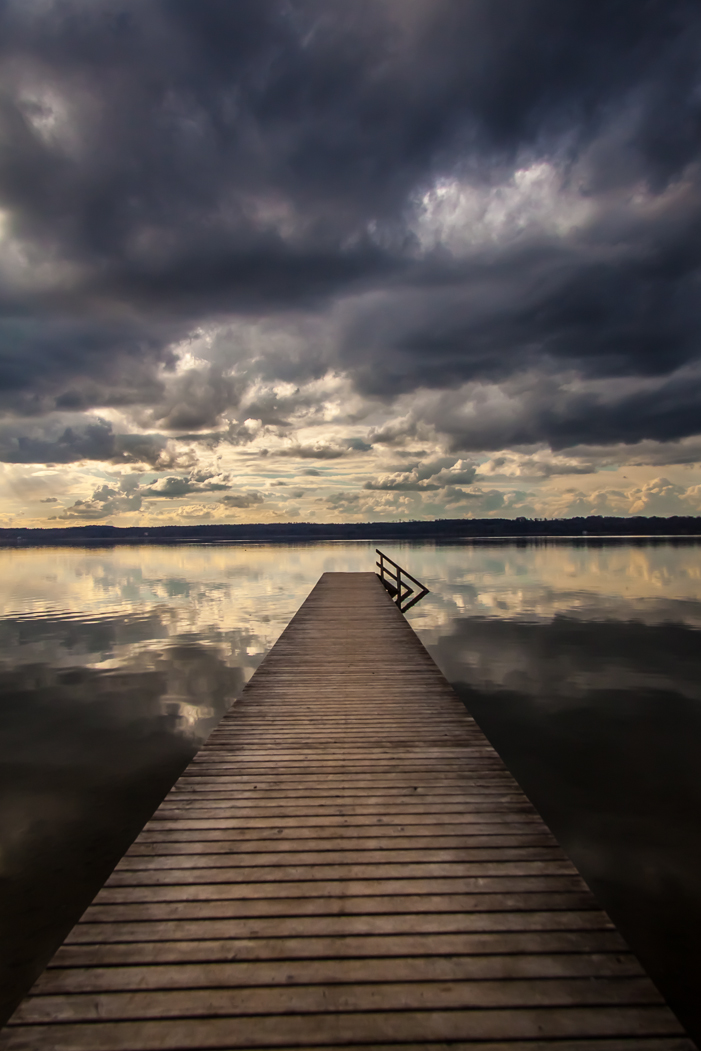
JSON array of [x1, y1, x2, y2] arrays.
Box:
[[1, 0, 701, 451], [0, 314, 177, 416], [416, 369, 701, 454], [0, 416, 193, 466], [0, 416, 115, 463], [144, 366, 244, 431], [341, 213, 701, 396]]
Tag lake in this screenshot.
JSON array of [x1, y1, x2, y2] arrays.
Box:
[[1, 538, 701, 1040]]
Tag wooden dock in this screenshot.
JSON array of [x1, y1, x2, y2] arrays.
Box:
[[1, 572, 692, 1049]]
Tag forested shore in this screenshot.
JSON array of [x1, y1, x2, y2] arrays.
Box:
[[2, 516, 701, 546]]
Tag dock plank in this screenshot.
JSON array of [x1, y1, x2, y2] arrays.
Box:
[[1, 571, 692, 1049]]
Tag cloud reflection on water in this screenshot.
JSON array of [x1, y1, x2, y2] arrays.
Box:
[[0, 539, 700, 1036], [415, 559, 701, 1041]]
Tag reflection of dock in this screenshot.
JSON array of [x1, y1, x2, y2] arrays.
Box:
[[2, 572, 691, 1048]]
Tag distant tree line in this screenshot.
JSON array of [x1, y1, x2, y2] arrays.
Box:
[[2, 515, 701, 546]]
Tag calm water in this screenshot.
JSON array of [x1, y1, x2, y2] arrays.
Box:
[[1, 539, 701, 1039]]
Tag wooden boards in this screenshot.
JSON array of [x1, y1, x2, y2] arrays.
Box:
[[1, 571, 692, 1050]]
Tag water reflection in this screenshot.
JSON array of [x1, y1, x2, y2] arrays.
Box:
[[0, 543, 371, 1021], [1, 540, 701, 1040], [425, 616, 701, 1040], [0, 642, 244, 1020], [410, 542, 701, 1043]]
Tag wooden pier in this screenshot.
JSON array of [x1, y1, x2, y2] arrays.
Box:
[[1, 572, 692, 1049]]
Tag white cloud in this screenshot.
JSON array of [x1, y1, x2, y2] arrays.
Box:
[[628, 478, 701, 516], [169, 503, 214, 521], [218, 492, 265, 508], [478, 452, 596, 478], [412, 162, 594, 256], [56, 483, 143, 520], [533, 478, 701, 519], [364, 457, 476, 491]]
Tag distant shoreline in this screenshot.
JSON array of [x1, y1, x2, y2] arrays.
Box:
[[2, 516, 701, 547]]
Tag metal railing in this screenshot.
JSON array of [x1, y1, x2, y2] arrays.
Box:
[[376, 549, 429, 613]]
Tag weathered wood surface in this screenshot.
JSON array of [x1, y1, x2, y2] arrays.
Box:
[[1, 571, 692, 1049]]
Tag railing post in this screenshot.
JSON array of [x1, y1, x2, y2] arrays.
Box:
[[375, 548, 429, 613]]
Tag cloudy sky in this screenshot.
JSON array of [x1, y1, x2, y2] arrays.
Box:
[[2, 0, 701, 527]]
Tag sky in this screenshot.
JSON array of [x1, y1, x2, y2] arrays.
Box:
[[2, 0, 701, 527]]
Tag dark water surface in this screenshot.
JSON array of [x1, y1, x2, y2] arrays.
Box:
[[1, 539, 700, 1040]]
